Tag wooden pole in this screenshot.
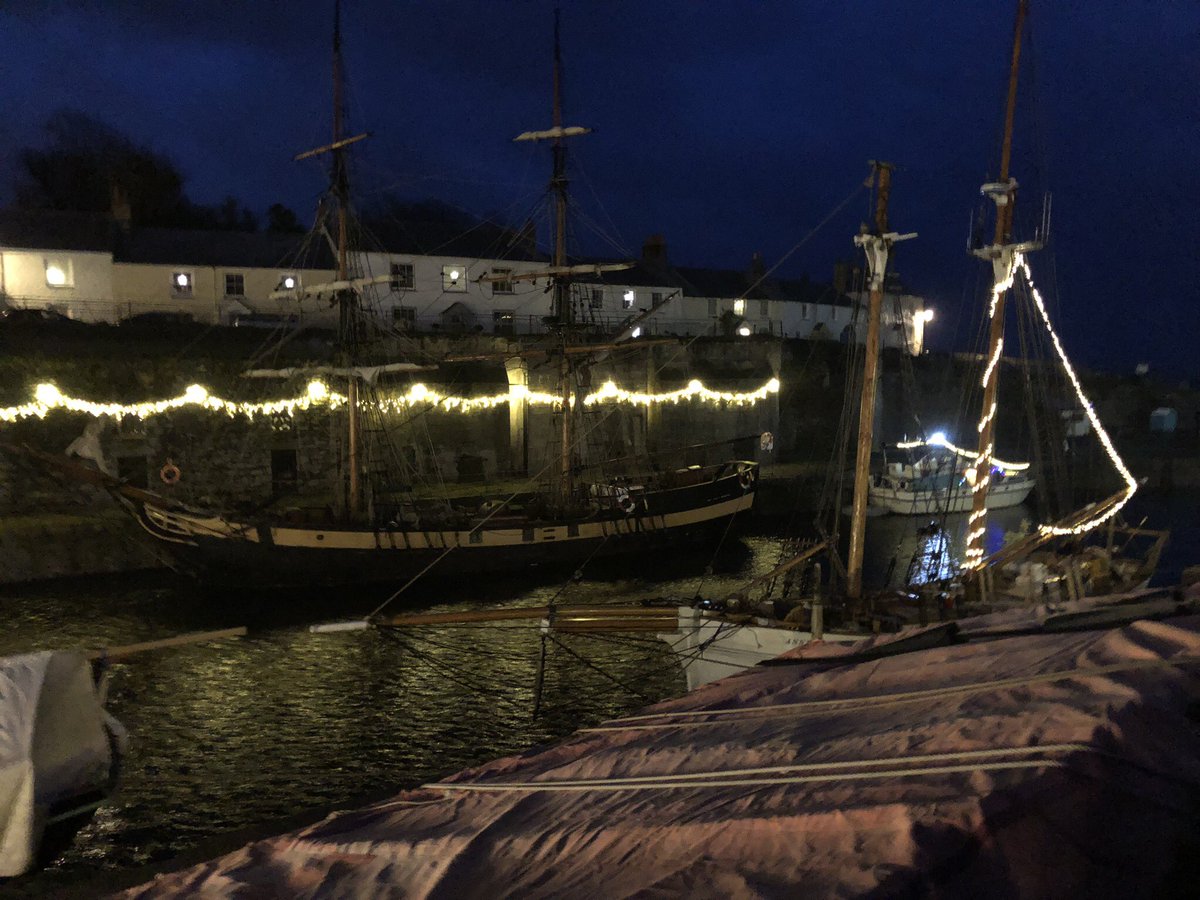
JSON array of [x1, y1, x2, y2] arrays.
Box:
[[86, 627, 247, 661], [965, 0, 1029, 566], [845, 162, 894, 600]]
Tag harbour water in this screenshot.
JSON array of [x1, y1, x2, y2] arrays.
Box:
[[1, 489, 1195, 892]]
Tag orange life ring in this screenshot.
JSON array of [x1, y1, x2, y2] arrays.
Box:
[[159, 460, 181, 485]]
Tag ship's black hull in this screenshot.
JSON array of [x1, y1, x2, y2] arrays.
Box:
[[125, 462, 759, 591]]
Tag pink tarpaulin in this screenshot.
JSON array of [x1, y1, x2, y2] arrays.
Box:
[[124, 595, 1200, 898]]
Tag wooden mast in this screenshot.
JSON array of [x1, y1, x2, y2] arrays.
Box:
[[844, 163, 914, 599], [331, 0, 362, 519], [964, 0, 1029, 569], [551, 9, 574, 507], [845, 163, 893, 600]]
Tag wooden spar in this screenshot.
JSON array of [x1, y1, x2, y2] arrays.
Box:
[[477, 262, 631, 284], [845, 162, 895, 600], [85, 627, 247, 661], [293, 132, 369, 161], [442, 340, 677, 364], [729, 540, 828, 599], [965, 0, 1029, 566], [979, 487, 1130, 569], [375, 606, 676, 627]]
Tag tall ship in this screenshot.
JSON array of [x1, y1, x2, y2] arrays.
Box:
[[11, 10, 758, 590]]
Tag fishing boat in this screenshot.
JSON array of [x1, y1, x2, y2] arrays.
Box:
[[654, 0, 1163, 686], [868, 436, 1035, 515], [6, 9, 758, 591]]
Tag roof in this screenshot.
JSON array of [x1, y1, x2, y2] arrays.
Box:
[[115, 228, 335, 270], [0, 209, 115, 253], [120, 589, 1200, 897]]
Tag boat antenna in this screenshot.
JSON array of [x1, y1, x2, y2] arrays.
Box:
[[845, 162, 915, 600], [963, 0, 1037, 571]]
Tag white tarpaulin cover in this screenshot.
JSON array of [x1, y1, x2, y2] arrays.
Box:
[[125, 591, 1200, 898], [0, 651, 114, 877]]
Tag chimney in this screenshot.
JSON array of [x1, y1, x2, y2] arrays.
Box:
[[642, 234, 668, 272], [833, 260, 851, 295], [747, 251, 766, 284], [110, 180, 132, 233]]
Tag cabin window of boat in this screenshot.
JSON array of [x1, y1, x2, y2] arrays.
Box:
[[491, 268, 513, 294], [622, 290, 635, 309], [493, 310, 515, 336], [801, 302, 811, 320], [393, 306, 415, 330], [707, 298, 717, 316], [390, 262, 414, 290], [224, 273, 245, 297], [589, 288, 603, 309], [171, 271, 193, 298], [44, 257, 74, 288], [441, 265, 467, 291]]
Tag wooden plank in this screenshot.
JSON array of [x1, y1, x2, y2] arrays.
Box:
[[86, 627, 247, 660]]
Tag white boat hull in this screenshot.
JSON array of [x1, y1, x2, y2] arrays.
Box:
[[658, 607, 859, 691], [869, 476, 1034, 515]]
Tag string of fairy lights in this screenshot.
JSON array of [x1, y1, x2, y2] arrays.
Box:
[[0, 377, 782, 424], [902, 251, 1137, 568]]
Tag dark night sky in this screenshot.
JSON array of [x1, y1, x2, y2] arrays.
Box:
[[2, 1, 1197, 376]]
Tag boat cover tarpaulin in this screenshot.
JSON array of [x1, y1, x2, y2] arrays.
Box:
[[0, 651, 113, 876], [125, 592, 1200, 898]]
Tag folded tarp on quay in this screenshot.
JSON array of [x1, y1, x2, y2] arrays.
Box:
[[124, 593, 1200, 898]]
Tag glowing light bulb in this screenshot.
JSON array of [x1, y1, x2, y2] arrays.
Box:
[[306, 381, 328, 401], [45, 265, 67, 286], [182, 385, 208, 403], [922, 308, 935, 323], [175, 273, 190, 288], [737, 324, 752, 336], [35, 383, 63, 405], [449, 270, 460, 281]]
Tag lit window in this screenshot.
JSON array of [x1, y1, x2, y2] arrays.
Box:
[[390, 262, 414, 291], [733, 299, 745, 315], [277, 273, 298, 291], [44, 258, 73, 288], [172, 271, 193, 298], [589, 289, 603, 309], [491, 268, 514, 294], [442, 265, 467, 292], [622, 290, 635, 309], [224, 273, 245, 297]]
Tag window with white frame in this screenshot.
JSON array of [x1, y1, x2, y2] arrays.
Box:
[[707, 298, 717, 316], [622, 290, 635, 309], [760, 299, 769, 317], [224, 273, 245, 297], [442, 264, 467, 292], [801, 303, 811, 320], [43, 257, 74, 288], [651, 291, 663, 305], [390, 262, 414, 291], [589, 288, 604, 309], [171, 271, 194, 298], [491, 268, 513, 294], [393, 306, 415, 330]]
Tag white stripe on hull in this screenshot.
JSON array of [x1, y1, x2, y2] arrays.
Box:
[[868, 479, 1034, 516]]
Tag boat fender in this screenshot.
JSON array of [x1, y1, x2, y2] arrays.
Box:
[[159, 459, 181, 485], [615, 487, 637, 515], [737, 465, 754, 490]]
